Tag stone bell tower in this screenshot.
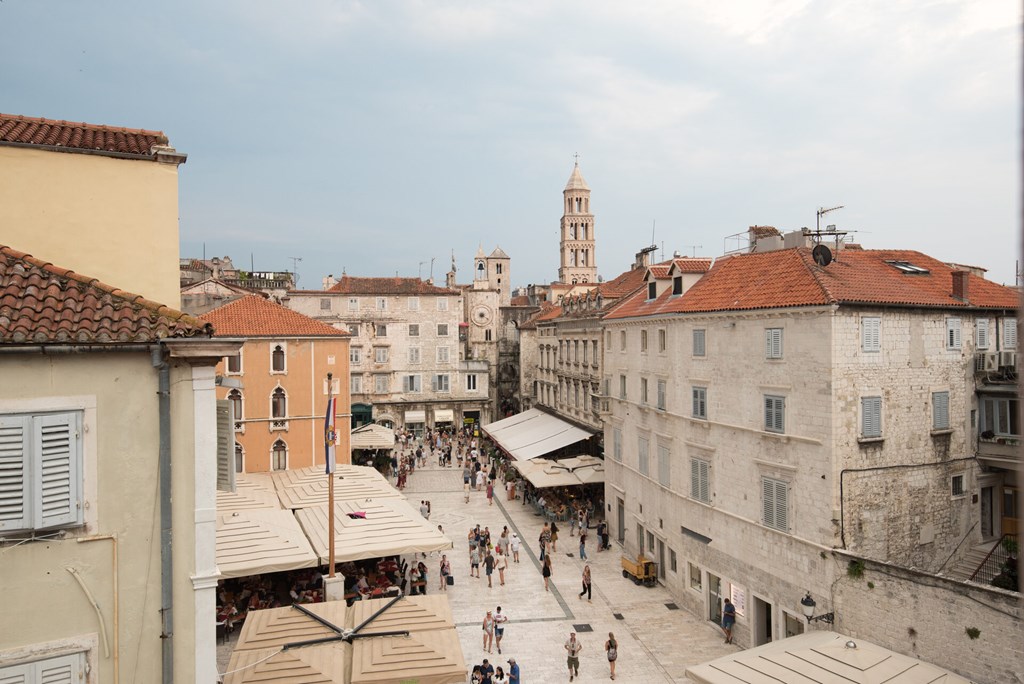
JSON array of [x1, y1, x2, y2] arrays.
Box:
[[558, 159, 597, 284]]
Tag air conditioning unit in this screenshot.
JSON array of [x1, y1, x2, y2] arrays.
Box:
[[999, 351, 1017, 369], [984, 352, 1000, 372]]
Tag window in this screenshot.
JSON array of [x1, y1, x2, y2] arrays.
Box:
[[762, 476, 789, 531], [466, 374, 478, 391], [640, 330, 648, 352], [0, 652, 86, 683], [433, 374, 450, 392], [271, 388, 287, 418], [437, 324, 449, 337], [350, 375, 362, 394], [640, 378, 649, 405], [861, 396, 882, 438], [320, 298, 331, 310], [692, 387, 707, 419], [407, 296, 419, 311], [408, 324, 420, 337], [375, 324, 387, 337], [862, 317, 880, 352], [647, 281, 657, 300], [234, 443, 244, 473], [348, 298, 358, 312], [374, 347, 389, 363], [693, 329, 706, 357], [619, 375, 627, 400], [374, 375, 389, 394], [765, 328, 783, 359], [228, 390, 243, 422], [981, 397, 1019, 437], [226, 353, 242, 374], [271, 344, 286, 372], [764, 395, 785, 433], [403, 375, 422, 392], [613, 428, 622, 461], [1003, 318, 1018, 349], [496, 263, 503, 274], [348, 323, 360, 336], [672, 275, 683, 296], [932, 391, 950, 430], [657, 444, 671, 486], [976, 318, 990, 349], [376, 297, 387, 311], [887, 260, 930, 274], [638, 437, 649, 476], [408, 347, 421, 363], [350, 347, 362, 364], [437, 298, 448, 312], [951, 474, 966, 498], [620, 330, 626, 351], [272, 440, 288, 471], [0, 411, 83, 533], [689, 562, 702, 591], [656, 380, 667, 410], [437, 346, 450, 363], [691, 458, 710, 503], [669, 548, 678, 573], [485, 329, 493, 341], [658, 329, 667, 352], [946, 317, 962, 350]]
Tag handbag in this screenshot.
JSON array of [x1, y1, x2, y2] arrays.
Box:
[[446, 575, 455, 586]]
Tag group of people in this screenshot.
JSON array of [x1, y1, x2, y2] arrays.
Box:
[[562, 630, 620, 681], [465, 523, 519, 588]]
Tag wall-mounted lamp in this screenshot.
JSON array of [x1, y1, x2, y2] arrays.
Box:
[[800, 593, 834, 624]]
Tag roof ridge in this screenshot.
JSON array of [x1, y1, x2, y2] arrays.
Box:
[[0, 113, 166, 140], [796, 248, 838, 305]]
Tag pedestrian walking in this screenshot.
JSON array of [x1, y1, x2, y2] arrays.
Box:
[[439, 555, 451, 591], [476, 468, 486, 491], [565, 631, 582, 681], [605, 632, 618, 680], [578, 564, 592, 601], [496, 547, 508, 586], [722, 598, 736, 644], [509, 533, 521, 563], [597, 521, 607, 551], [542, 554, 552, 591], [480, 658, 494, 684], [493, 606, 508, 653], [482, 610, 495, 653], [420, 500, 429, 519], [484, 550, 495, 588], [538, 523, 551, 561], [550, 521, 559, 553], [486, 481, 494, 506], [471, 545, 482, 578], [507, 658, 520, 683], [578, 528, 588, 560], [464, 480, 471, 503]]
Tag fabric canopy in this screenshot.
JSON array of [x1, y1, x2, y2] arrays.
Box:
[[405, 410, 426, 423], [351, 424, 396, 451], [296, 498, 453, 564], [685, 631, 971, 684], [216, 479, 282, 511], [235, 601, 348, 652], [270, 466, 399, 510], [216, 508, 319, 579], [348, 629, 466, 684], [224, 646, 347, 684], [511, 455, 605, 488], [482, 408, 594, 460]]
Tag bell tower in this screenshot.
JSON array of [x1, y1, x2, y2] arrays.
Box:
[[558, 159, 597, 284]]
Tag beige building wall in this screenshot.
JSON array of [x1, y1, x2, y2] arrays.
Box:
[[0, 146, 184, 307]]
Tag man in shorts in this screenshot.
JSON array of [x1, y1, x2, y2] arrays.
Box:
[[565, 631, 582, 681], [493, 606, 508, 654]]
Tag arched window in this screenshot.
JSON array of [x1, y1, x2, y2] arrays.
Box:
[[271, 387, 287, 419], [228, 389, 243, 421], [477, 261, 485, 278], [272, 345, 286, 372], [234, 443, 244, 473], [271, 440, 288, 471]]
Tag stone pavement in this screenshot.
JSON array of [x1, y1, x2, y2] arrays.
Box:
[[216, 458, 739, 682]]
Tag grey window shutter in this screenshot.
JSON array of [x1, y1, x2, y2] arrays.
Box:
[[35, 412, 80, 529], [775, 479, 788, 531], [36, 652, 83, 683], [690, 458, 700, 499], [216, 400, 236, 492], [762, 477, 775, 528], [932, 392, 950, 430], [0, 661, 31, 682], [0, 415, 29, 531], [699, 461, 709, 503]]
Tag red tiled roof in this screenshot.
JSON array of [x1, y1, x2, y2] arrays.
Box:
[[598, 265, 649, 299], [670, 257, 713, 274], [510, 295, 531, 306], [750, 225, 780, 238], [647, 265, 671, 279], [607, 248, 1018, 319], [200, 295, 348, 337], [521, 302, 556, 330], [326, 276, 460, 296], [0, 245, 210, 344], [0, 114, 168, 156]]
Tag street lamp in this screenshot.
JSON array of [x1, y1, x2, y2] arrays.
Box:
[[800, 593, 834, 624]]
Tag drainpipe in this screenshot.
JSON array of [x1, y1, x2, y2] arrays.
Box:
[[152, 347, 173, 684], [72, 534, 119, 684]]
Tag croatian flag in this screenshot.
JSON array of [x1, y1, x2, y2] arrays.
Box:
[[324, 396, 337, 474]]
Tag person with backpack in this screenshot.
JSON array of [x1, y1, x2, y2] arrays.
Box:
[[605, 631, 618, 680]]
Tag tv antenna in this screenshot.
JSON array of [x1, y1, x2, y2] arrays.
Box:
[[418, 261, 428, 279], [816, 205, 844, 232], [684, 245, 703, 258], [288, 256, 302, 287]]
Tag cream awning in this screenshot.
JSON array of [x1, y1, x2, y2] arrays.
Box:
[[224, 646, 347, 684], [482, 408, 594, 460], [351, 424, 396, 451], [348, 629, 466, 684], [216, 508, 320, 579], [405, 410, 426, 423], [234, 601, 348, 652], [270, 466, 400, 510], [685, 631, 971, 684], [511, 455, 605, 488], [216, 478, 282, 511], [296, 498, 453, 564], [433, 409, 454, 423]]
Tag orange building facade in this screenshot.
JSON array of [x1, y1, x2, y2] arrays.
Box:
[[201, 296, 351, 472]]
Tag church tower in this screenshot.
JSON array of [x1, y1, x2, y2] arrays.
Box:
[[558, 160, 597, 284]]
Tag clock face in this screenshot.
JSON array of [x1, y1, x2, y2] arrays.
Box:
[[472, 305, 493, 326]]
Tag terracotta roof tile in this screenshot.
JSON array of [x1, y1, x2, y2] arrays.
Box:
[[509, 295, 531, 306], [607, 248, 1018, 319], [199, 295, 348, 337], [326, 276, 460, 296], [598, 265, 649, 299], [750, 225, 780, 238], [0, 113, 168, 156], [670, 257, 713, 274], [0, 245, 211, 344]]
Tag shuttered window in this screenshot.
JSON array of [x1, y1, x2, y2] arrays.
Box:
[[765, 328, 783, 359], [613, 428, 622, 462], [657, 444, 671, 486], [762, 476, 788, 532], [932, 391, 950, 430], [216, 401, 235, 492], [692, 387, 707, 419], [946, 318, 962, 349], [976, 318, 990, 349], [657, 380, 667, 410], [0, 412, 82, 535], [0, 651, 85, 683], [690, 458, 710, 503], [1003, 318, 1018, 349], [861, 317, 881, 352], [693, 329, 706, 357], [764, 395, 784, 433], [638, 437, 649, 476], [861, 396, 882, 438]]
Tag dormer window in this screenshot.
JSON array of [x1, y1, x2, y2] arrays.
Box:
[[672, 275, 683, 296], [886, 260, 930, 274], [647, 281, 657, 300]]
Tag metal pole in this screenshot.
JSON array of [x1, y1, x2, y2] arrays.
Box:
[[327, 372, 336, 578]]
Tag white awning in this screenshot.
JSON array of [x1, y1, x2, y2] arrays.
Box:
[[511, 455, 605, 488], [405, 410, 426, 423], [482, 408, 594, 460], [351, 423, 396, 450], [215, 508, 319, 579], [433, 409, 454, 422]]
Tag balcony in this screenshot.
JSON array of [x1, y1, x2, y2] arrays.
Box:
[[978, 436, 1021, 467], [270, 419, 289, 432]]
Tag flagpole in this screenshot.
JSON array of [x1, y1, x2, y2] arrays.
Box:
[[327, 372, 336, 579]]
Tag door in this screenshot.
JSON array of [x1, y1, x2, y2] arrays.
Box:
[[616, 498, 625, 544], [637, 524, 644, 556], [708, 573, 722, 623], [1004, 487, 1019, 535], [980, 486, 995, 539], [753, 596, 773, 645], [657, 539, 666, 581], [784, 612, 804, 638]]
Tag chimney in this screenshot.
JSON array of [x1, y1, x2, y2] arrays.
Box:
[[952, 270, 969, 303], [322, 274, 337, 290]]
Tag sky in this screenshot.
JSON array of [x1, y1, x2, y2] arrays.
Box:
[[1, 1, 1019, 288]]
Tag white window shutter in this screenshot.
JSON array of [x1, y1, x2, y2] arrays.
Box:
[[976, 319, 990, 349], [862, 317, 880, 352], [34, 413, 80, 529], [861, 397, 881, 437], [933, 392, 950, 430], [216, 400, 236, 492], [1004, 318, 1018, 349], [762, 477, 775, 529], [700, 461, 709, 503], [690, 458, 700, 498], [0, 416, 29, 532], [766, 328, 782, 358], [0, 661, 31, 683], [774, 480, 788, 531]]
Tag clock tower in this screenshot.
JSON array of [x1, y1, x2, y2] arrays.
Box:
[[558, 160, 597, 284]]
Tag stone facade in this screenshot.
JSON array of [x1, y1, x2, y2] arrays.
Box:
[[558, 162, 597, 285]]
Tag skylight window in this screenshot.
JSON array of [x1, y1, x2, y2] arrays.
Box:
[[886, 260, 930, 274]]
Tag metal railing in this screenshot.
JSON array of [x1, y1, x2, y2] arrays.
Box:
[[968, 533, 1018, 585]]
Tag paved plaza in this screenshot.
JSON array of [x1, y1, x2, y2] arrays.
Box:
[[218, 459, 738, 682]]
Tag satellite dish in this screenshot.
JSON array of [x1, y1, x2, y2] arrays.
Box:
[[812, 244, 833, 267]]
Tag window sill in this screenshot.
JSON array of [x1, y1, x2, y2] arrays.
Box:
[[270, 420, 289, 431], [270, 371, 287, 376], [930, 429, 953, 437], [857, 436, 884, 445]]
